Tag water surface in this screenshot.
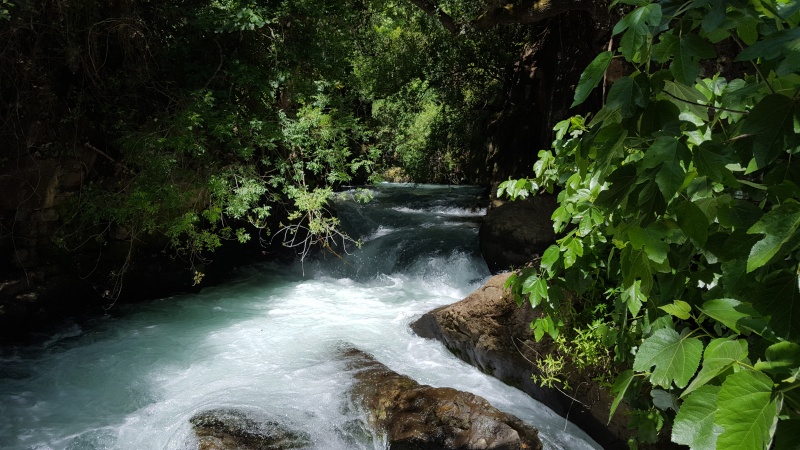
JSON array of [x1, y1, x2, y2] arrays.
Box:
[[0, 184, 600, 450]]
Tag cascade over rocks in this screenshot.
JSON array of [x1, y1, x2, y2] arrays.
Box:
[[479, 196, 558, 274], [189, 408, 312, 450], [342, 345, 543, 450], [411, 274, 631, 450]]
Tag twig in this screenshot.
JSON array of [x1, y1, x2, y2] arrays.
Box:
[[661, 90, 749, 115], [84, 141, 131, 172]]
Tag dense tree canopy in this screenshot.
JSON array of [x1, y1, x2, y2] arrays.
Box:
[[2, 0, 596, 283]]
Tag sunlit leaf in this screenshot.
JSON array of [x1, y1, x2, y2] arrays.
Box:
[[633, 328, 703, 389], [659, 300, 692, 320], [700, 298, 760, 333], [672, 385, 722, 450], [754, 341, 800, 381], [682, 338, 748, 397], [715, 370, 779, 450]]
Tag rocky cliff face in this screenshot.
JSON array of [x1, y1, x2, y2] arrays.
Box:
[[0, 147, 211, 343], [411, 274, 633, 450], [0, 147, 103, 341]]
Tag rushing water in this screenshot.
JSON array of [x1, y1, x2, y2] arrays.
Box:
[[0, 184, 600, 450]]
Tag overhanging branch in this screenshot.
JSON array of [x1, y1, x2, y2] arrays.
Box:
[[473, 0, 602, 30], [407, 0, 459, 34], [408, 0, 604, 34]]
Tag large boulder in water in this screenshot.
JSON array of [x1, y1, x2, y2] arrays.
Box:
[[342, 346, 543, 450], [411, 273, 631, 450], [479, 196, 558, 273], [189, 408, 311, 450]]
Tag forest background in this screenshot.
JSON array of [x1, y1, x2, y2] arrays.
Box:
[[1, 0, 800, 449]]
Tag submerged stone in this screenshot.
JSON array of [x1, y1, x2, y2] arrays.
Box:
[[342, 345, 543, 450], [189, 408, 311, 450]]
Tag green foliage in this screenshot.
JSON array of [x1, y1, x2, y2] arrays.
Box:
[[352, 1, 533, 183], [46, 0, 376, 281], [503, 0, 800, 447], [0, 0, 12, 20]]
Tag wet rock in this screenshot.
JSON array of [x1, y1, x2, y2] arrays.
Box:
[[342, 346, 543, 450], [411, 273, 631, 450], [478, 196, 558, 273], [189, 409, 312, 450]]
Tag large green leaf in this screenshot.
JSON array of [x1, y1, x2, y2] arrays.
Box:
[[716, 230, 761, 261], [747, 201, 800, 272], [659, 300, 692, 320], [656, 33, 716, 84], [633, 328, 703, 389], [676, 200, 709, 245], [605, 77, 646, 119], [614, 4, 663, 63], [609, 369, 634, 422], [572, 51, 614, 108], [639, 99, 682, 135], [718, 199, 762, 230], [694, 141, 738, 186], [672, 385, 723, 450], [736, 27, 800, 62], [628, 225, 669, 264], [621, 244, 653, 295], [682, 338, 748, 397], [754, 341, 800, 380], [700, 298, 759, 333], [596, 165, 638, 209], [715, 370, 779, 450], [753, 270, 800, 340], [661, 80, 708, 120], [701, 0, 727, 33], [641, 136, 687, 201], [740, 94, 796, 169]]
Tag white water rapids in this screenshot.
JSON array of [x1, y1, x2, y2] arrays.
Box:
[[0, 184, 600, 450]]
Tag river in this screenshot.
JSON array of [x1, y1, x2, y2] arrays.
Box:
[[0, 184, 600, 450]]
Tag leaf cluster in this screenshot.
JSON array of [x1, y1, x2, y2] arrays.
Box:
[[502, 1, 800, 448]]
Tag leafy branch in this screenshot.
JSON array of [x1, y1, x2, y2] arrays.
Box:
[[502, 0, 800, 447]]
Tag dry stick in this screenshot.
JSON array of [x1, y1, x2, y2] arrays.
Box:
[[602, 36, 613, 103], [202, 38, 224, 91], [84, 141, 131, 172]]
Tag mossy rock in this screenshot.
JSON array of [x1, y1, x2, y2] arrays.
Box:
[[190, 408, 311, 450]]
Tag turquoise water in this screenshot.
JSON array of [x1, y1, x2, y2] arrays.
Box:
[[0, 184, 600, 450]]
